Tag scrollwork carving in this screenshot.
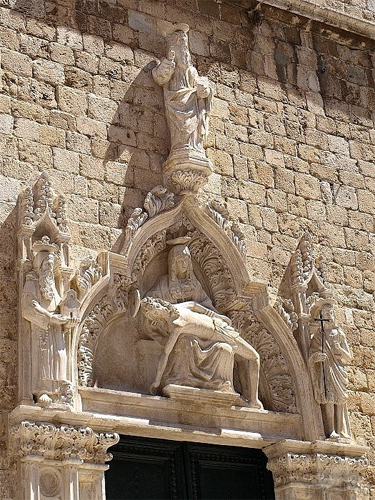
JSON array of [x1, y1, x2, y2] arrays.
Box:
[[113, 273, 132, 311], [230, 309, 297, 414], [73, 256, 103, 301], [189, 234, 237, 312], [133, 230, 167, 278], [78, 298, 114, 387]]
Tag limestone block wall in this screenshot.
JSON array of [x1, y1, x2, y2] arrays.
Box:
[[1, 0, 375, 497]]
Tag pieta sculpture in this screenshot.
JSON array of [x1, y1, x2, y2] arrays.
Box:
[[136, 237, 263, 409]]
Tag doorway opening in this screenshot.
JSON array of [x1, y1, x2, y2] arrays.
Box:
[[105, 435, 275, 500]]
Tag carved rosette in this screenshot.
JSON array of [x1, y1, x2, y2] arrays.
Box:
[[267, 451, 369, 498], [11, 420, 119, 463]]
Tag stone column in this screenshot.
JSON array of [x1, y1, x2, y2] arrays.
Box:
[[265, 439, 369, 500], [11, 420, 119, 500]]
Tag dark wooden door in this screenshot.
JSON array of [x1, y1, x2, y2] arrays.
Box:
[[105, 436, 275, 500]]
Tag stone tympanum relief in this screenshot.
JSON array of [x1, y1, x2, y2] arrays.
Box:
[[277, 232, 353, 441], [138, 237, 262, 408], [153, 24, 213, 194]]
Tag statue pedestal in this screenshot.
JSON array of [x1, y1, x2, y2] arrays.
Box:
[[163, 149, 213, 195], [163, 384, 242, 408]]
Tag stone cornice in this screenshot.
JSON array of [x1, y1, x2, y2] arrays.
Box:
[[228, 0, 375, 40]]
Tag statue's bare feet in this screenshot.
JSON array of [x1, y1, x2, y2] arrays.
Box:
[[38, 393, 52, 407], [250, 398, 264, 410], [328, 431, 340, 440], [242, 397, 263, 410]]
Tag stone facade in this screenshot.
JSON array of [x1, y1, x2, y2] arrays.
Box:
[[1, 0, 375, 498]]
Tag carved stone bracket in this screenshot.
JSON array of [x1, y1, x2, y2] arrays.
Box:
[[266, 441, 369, 500]]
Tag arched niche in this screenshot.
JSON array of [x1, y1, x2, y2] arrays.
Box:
[[75, 198, 321, 441]]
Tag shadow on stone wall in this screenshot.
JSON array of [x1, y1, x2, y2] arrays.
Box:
[[0, 206, 18, 410], [103, 59, 167, 229]]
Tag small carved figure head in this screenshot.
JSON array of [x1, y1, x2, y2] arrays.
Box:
[[32, 237, 59, 301], [140, 297, 179, 343], [168, 29, 191, 69], [310, 298, 336, 331], [167, 238, 193, 281]]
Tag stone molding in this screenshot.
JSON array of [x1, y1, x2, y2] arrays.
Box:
[[244, 0, 375, 39]]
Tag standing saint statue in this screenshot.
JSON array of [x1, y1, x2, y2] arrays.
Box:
[[309, 300, 352, 439], [152, 25, 213, 195], [152, 25, 212, 159], [139, 237, 263, 409], [22, 236, 79, 406]]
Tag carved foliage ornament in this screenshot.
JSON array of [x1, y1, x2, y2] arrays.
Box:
[[78, 298, 114, 387], [205, 200, 247, 258], [122, 185, 175, 253], [11, 421, 119, 463], [72, 256, 103, 301], [267, 452, 368, 488], [19, 172, 68, 234]]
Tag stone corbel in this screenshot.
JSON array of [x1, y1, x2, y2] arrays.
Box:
[[265, 440, 369, 500], [10, 420, 119, 500]]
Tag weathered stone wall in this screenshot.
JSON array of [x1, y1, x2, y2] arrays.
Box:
[[1, 0, 375, 496]]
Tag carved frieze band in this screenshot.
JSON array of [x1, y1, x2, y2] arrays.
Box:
[[11, 420, 119, 463]]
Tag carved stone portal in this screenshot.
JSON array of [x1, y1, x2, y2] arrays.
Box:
[[11, 27, 369, 498]]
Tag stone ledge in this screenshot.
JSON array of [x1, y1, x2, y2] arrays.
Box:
[[232, 0, 375, 39]]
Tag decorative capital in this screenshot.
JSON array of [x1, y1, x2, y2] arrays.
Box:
[[11, 420, 119, 464], [267, 450, 369, 490]]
